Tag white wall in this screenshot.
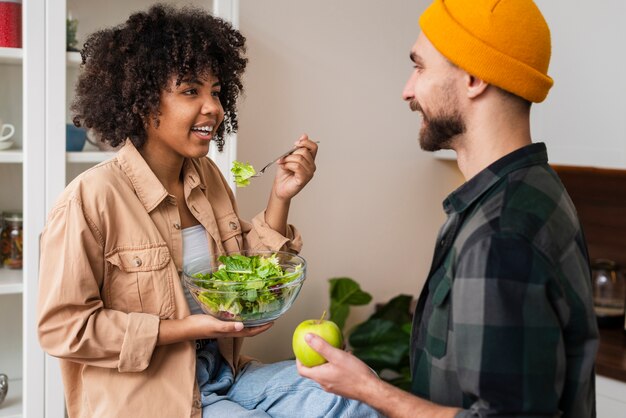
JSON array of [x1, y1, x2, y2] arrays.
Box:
[[236, 0, 463, 362]]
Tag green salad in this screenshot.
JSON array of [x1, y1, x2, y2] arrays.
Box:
[[231, 161, 256, 188], [192, 253, 303, 320]]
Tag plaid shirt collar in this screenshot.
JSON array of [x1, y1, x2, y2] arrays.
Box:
[[443, 142, 548, 214]]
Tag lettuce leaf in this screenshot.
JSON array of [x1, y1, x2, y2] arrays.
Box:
[[192, 253, 303, 321], [231, 161, 256, 188]]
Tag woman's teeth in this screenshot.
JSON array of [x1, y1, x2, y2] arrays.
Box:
[[192, 126, 213, 134]]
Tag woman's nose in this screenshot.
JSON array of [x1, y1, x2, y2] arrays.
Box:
[[201, 96, 222, 115]]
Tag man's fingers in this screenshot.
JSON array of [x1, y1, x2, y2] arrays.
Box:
[[305, 333, 343, 362]]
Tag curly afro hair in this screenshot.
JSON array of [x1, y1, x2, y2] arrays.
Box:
[[71, 3, 247, 151]]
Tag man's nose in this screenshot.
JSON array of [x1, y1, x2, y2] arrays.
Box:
[[402, 72, 417, 101]]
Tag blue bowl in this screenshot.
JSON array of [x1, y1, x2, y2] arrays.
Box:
[[66, 124, 87, 151]]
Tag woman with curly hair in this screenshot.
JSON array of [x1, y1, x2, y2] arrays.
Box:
[[36, 4, 380, 418]]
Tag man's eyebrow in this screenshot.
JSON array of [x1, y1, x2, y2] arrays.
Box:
[[410, 52, 424, 65]]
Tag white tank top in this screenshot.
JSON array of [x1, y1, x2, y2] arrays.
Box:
[[182, 224, 211, 315]]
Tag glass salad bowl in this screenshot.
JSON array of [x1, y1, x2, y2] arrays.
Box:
[[183, 251, 306, 326]]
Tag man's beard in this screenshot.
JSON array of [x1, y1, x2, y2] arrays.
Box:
[[410, 100, 466, 152]]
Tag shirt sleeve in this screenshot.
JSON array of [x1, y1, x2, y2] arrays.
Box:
[[37, 197, 159, 372], [452, 232, 564, 417], [242, 210, 303, 253], [219, 171, 303, 253]]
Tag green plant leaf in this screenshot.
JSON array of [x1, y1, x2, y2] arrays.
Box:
[[329, 300, 350, 330], [329, 277, 372, 305], [349, 318, 411, 370], [349, 318, 409, 347], [328, 277, 372, 331], [370, 294, 413, 325], [352, 341, 410, 371]]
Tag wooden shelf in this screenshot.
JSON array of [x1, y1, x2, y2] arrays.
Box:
[[0, 378, 22, 418], [597, 327, 626, 383], [0, 269, 23, 295], [0, 48, 22, 65], [67, 151, 116, 163]]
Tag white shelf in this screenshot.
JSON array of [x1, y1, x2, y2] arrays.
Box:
[[2, 49, 81, 68], [67, 151, 116, 163], [66, 51, 81, 67], [0, 48, 22, 65], [0, 151, 23, 163], [0, 269, 23, 295], [0, 378, 22, 418]]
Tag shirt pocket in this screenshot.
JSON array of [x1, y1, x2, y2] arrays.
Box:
[[425, 273, 452, 359], [104, 244, 175, 319], [216, 212, 243, 254]]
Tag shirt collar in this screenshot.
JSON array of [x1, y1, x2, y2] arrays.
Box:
[[443, 142, 549, 214], [116, 139, 205, 213]]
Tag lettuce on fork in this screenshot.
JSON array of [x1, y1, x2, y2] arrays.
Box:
[[231, 160, 256, 187]]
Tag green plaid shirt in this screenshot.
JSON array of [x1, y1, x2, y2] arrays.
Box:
[[410, 143, 598, 417]]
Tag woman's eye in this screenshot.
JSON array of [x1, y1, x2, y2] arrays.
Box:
[[183, 88, 198, 95], [212, 91, 221, 98]]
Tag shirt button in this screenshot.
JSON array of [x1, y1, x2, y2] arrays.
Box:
[[132, 257, 142, 267], [174, 223, 181, 230], [229, 221, 238, 230]]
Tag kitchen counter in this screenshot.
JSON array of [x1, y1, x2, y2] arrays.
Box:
[[597, 327, 626, 382]]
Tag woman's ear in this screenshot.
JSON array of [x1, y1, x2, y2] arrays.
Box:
[[465, 73, 489, 99]]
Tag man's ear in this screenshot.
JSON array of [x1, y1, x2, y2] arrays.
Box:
[[465, 73, 489, 99]]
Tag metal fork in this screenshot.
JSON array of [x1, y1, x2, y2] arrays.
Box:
[[250, 141, 320, 178]]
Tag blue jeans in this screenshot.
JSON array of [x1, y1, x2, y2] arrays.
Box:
[[196, 341, 382, 417]]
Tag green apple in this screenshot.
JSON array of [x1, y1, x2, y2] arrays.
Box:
[[292, 312, 343, 367]]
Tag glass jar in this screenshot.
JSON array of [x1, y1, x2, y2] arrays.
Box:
[[591, 259, 626, 328], [1, 212, 22, 269]]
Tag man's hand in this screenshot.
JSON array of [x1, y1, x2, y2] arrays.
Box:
[[296, 332, 461, 418], [295, 332, 380, 402]]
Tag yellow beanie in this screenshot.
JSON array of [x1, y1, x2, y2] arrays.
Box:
[[419, 0, 553, 103]]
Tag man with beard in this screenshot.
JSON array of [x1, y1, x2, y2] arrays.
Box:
[[297, 0, 599, 417]]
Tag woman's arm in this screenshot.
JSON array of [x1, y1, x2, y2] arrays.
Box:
[[157, 315, 272, 346], [264, 134, 318, 235]]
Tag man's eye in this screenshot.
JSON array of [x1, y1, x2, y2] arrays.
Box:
[[183, 88, 198, 95], [212, 91, 221, 97]]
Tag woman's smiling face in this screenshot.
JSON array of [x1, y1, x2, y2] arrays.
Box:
[[145, 72, 224, 160]]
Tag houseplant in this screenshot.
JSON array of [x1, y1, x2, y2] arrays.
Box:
[[328, 277, 413, 390]]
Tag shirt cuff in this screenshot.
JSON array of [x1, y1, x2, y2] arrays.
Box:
[[250, 210, 303, 253], [118, 312, 160, 372]]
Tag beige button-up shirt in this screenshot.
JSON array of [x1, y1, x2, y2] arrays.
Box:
[[37, 140, 302, 418]]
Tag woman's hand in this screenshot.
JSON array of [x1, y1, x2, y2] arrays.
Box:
[[157, 315, 273, 346], [272, 134, 318, 201]]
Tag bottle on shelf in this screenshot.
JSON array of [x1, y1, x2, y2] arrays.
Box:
[[591, 259, 626, 328], [0, 211, 22, 269]]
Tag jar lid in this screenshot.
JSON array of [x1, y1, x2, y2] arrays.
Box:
[[592, 259, 619, 271], [2, 211, 22, 222]]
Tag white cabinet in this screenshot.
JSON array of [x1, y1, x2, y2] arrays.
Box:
[[1, 1, 237, 417], [0, 1, 47, 416], [531, 1, 626, 169]]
